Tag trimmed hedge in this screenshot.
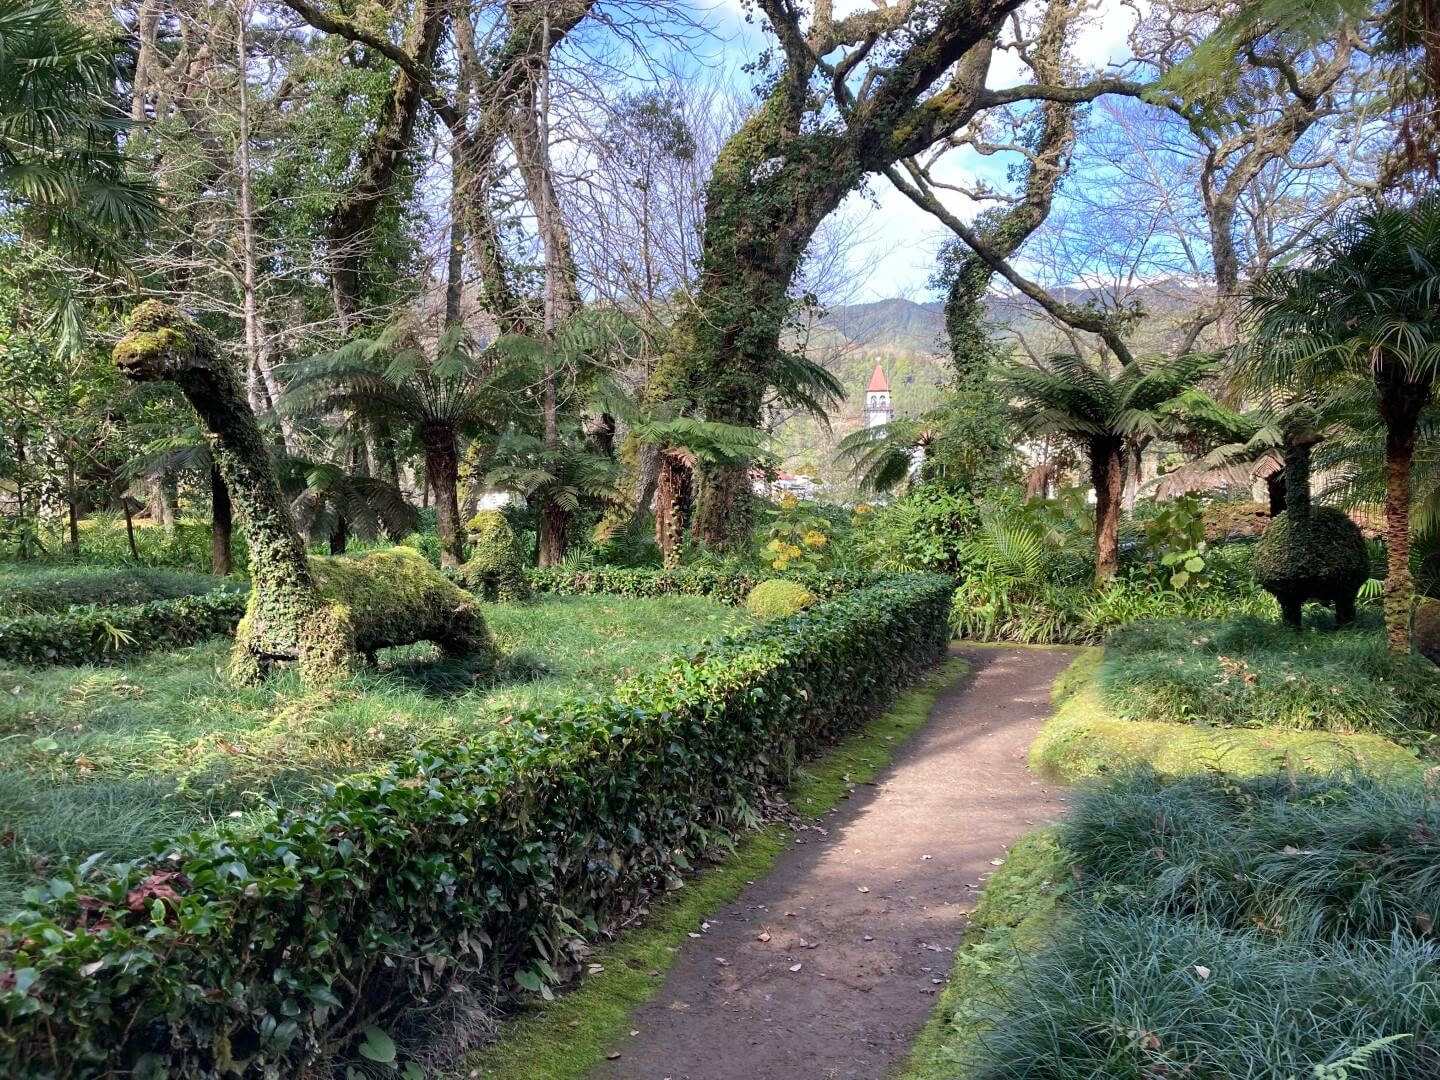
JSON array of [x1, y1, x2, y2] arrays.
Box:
[[0, 574, 953, 1076], [0, 589, 249, 668], [527, 567, 875, 606]]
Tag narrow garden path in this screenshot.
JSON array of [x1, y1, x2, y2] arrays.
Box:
[[589, 645, 1076, 1080]]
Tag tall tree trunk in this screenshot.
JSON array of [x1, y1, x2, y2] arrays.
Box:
[[329, 514, 349, 555], [123, 497, 139, 560], [1379, 373, 1430, 653], [211, 463, 234, 575], [234, 0, 299, 454], [1121, 438, 1145, 515], [422, 425, 463, 567], [538, 498, 568, 567], [65, 452, 79, 554], [654, 448, 692, 568], [1091, 437, 1123, 583], [1383, 429, 1417, 654]]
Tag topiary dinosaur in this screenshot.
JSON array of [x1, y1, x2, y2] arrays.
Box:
[[455, 510, 531, 602], [112, 301, 493, 683], [1253, 418, 1370, 629]]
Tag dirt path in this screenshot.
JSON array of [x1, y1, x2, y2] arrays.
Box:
[[589, 645, 1075, 1080]]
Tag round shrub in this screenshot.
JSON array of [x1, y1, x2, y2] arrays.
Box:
[[455, 511, 531, 603], [1253, 508, 1369, 625], [745, 579, 817, 620]]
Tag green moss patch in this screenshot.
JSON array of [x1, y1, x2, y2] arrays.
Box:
[[1031, 650, 1424, 784], [894, 828, 1071, 1080], [468, 656, 971, 1080]]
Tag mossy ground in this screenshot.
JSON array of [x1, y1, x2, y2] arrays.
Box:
[[894, 829, 1071, 1080], [0, 595, 752, 912], [466, 656, 971, 1079], [1030, 649, 1423, 783]]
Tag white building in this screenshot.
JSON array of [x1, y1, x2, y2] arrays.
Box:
[[863, 364, 894, 429]]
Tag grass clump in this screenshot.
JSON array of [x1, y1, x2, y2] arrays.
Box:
[[1100, 615, 1440, 743], [469, 657, 970, 1080], [1031, 649, 1420, 783], [956, 772, 1440, 1079]]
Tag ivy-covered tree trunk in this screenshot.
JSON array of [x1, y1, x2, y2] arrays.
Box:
[[211, 463, 233, 576], [685, 88, 855, 548], [420, 423, 464, 568], [1090, 436, 1124, 583]]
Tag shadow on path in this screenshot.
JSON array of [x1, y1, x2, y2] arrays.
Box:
[[589, 645, 1077, 1080]]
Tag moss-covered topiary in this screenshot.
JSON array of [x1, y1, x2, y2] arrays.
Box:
[[745, 579, 817, 620], [113, 302, 494, 685], [455, 511, 531, 602], [232, 547, 494, 681], [1252, 422, 1369, 628]]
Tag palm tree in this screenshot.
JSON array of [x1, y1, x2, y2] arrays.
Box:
[[283, 323, 500, 567], [1156, 390, 1288, 511], [0, 0, 157, 267], [995, 352, 1214, 583], [277, 456, 419, 555], [481, 427, 617, 565], [1245, 199, 1440, 652]]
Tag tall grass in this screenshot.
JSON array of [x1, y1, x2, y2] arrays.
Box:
[[964, 772, 1440, 1079]]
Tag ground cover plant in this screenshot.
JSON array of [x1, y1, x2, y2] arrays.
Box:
[[1031, 648, 1424, 783], [950, 771, 1440, 1079], [1100, 615, 1440, 746], [0, 574, 952, 1075], [0, 593, 752, 914]]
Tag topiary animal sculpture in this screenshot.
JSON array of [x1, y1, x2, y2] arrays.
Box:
[[455, 511, 531, 602], [1253, 420, 1369, 628], [113, 301, 493, 683]]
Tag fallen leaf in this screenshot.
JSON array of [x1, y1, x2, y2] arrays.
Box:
[[606, 1052, 622, 1060], [757, 931, 771, 942], [1194, 965, 1212, 980], [788, 963, 803, 972], [857, 886, 870, 894]]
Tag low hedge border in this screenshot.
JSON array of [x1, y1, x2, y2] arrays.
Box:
[[0, 573, 954, 1077], [1030, 650, 1425, 784], [0, 588, 249, 668], [525, 567, 875, 606]]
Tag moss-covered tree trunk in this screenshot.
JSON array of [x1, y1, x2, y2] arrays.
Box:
[[211, 462, 233, 576], [684, 86, 856, 548], [1090, 436, 1123, 583], [420, 423, 464, 568]]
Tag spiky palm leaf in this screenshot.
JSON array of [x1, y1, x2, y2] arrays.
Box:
[[0, 0, 157, 269], [997, 352, 1217, 443], [836, 418, 930, 495]]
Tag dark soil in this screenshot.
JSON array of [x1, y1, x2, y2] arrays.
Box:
[[589, 645, 1076, 1080]]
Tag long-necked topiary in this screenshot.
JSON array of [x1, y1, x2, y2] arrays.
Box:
[[113, 301, 494, 683], [455, 510, 531, 602], [1253, 418, 1369, 628]]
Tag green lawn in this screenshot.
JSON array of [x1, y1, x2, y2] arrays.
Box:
[[0, 594, 752, 912]]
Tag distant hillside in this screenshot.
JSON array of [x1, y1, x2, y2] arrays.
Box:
[[775, 280, 1218, 498]]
